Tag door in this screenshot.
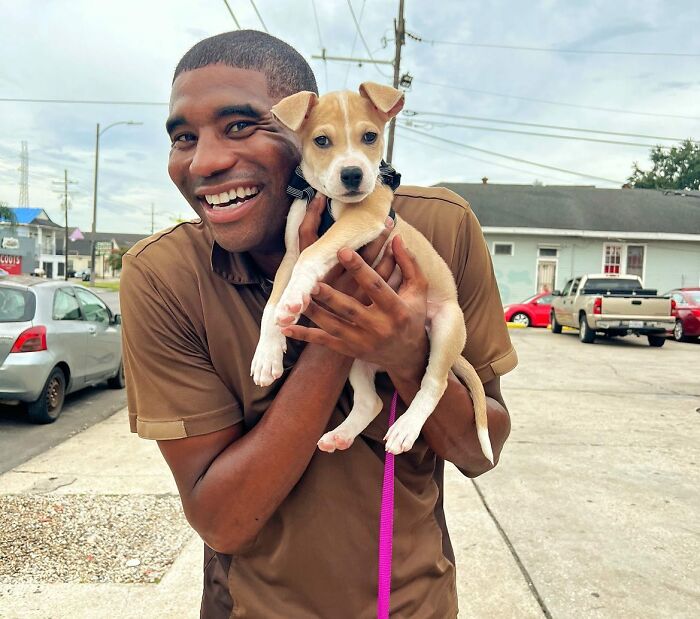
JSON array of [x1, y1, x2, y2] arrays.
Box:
[[536, 260, 557, 294], [533, 294, 553, 326], [51, 287, 89, 388], [74, 287, 120, 381]]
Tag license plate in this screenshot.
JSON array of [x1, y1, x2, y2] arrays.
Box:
[[629, 320, 644, 328]]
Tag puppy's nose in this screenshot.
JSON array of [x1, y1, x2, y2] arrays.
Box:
[[340, 166, 363, 190]]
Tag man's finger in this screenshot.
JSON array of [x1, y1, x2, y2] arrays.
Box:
[[311, 283, 369, 325], [338, 246, 398, 312], [298, 193, 326, 251]]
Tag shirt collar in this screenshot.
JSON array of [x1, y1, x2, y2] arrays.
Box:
[[211, 241, 268, 287]]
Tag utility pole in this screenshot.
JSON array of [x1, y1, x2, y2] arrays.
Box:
[[386, 0, 405, 164], [151, 202, 155, 234], [52, 170, 77, 280], [18, 141, 29, 207]]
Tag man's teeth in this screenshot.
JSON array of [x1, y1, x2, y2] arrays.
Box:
[[204, 186, 260, 207]]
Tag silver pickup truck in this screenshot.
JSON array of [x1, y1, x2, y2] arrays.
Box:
[[550, 274, 675, 346]]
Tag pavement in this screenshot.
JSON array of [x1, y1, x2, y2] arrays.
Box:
[[1, 328, 698, 618]]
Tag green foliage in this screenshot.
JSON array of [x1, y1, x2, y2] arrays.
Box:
[[629, 139, 700, 190], [106, 247, 129, 272], [0, 202, 17, 225]]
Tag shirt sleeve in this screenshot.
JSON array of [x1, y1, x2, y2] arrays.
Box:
[[120, 255, 243, 440], [451, 207, 518, 383]]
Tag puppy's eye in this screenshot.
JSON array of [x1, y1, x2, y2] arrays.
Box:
[[362, 132, 378, 144], [314, 135, 330, 148]]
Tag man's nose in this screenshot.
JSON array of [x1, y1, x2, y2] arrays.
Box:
[[340, 166, 363, 190], [189, 133, 238, 177]]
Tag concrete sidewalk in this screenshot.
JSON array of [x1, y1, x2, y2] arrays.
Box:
[[0, 407, 539, 618]]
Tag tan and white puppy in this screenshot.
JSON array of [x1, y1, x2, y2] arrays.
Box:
[[250, 82, 492, 460]]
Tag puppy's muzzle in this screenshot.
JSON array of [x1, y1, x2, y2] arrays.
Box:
[[340, 166, 363, 191]]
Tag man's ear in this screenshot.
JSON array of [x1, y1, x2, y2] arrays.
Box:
[[359, 82, 405, 120], [271, 91, 318, 132]]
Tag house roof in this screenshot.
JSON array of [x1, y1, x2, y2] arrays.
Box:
[[0, 207, 62, 228], [67, 230, 149, 256], [437, 184, 700, 235]]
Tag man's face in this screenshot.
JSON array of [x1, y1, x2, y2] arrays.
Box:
[[167, 65, 300, 254]]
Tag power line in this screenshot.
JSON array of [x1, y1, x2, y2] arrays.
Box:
[[345, 0, 391, 78], [401, 126, 625, 185], [416, 38, 700, 58], [310, 0, 328, 91], [221, 0, 241, 29], [0, 97, 166, 106], [249, 0, 268, 33], [398, 119, 666, 149], [412, 79, 700, 121], [396, 129, 575, 185], [344, 0, 367, 88]]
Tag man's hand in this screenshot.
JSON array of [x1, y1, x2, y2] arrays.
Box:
[[283, 223, 430, 381]]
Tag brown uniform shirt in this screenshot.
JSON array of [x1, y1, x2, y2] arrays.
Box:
[[121, 186, 517, 618]]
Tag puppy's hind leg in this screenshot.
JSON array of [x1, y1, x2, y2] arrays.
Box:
[[318, 361, 382, 452], [384, 302, 467, 454]]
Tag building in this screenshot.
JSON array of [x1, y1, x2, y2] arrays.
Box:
[[440, 183, 700, 305], [66, 230, 148, 278], [0, 207, 64, 277]]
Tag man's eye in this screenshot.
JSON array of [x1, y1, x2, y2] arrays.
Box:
[[362, 132, 378, 144], [228, 121, 252, 134], [314, 135, 330, 147], [172, 133, 196, 146]]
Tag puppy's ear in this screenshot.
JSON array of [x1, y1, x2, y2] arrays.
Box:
[[359, 82, 405, 120], [271, 91, 318, 132]]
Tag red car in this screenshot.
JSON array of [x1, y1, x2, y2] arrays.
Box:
[[667, 288, 700, 341], [503, 292, 553, 328]]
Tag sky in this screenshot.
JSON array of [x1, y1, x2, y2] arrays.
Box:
[[0, 0, 698, 235]]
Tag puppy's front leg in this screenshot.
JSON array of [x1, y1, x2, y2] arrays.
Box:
[[251, 198, 307, 386], [275, 203, 388, 326]]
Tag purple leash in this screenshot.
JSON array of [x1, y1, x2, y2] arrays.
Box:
[[377, 389, 398, 619]]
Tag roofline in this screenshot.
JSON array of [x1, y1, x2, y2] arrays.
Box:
[[481, 226, 700, 242]]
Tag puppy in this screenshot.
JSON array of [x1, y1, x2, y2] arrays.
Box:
[[251, 82, 492, 461]]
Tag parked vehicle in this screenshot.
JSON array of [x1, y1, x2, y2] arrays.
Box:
[[665, 288, 700, 342], [0, 277, 124, 423], [73, 269, 92, 282], [0, 268, 8, 279], [550, 274, 675, 346], [503, 292, 553, 327]]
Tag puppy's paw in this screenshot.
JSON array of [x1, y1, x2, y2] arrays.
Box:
[[275, 289, 312, 326], [384, 414, 422, 455], [317, 429, 356, 453], [250, 330, 286, 387]]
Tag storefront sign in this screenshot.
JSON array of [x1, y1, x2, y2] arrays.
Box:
[[1, 237, 19, 249], [0, 254, 22, 275]]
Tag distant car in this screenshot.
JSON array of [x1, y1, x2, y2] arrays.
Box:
[[0, 277, 124, 423], [0, 267, 9, 279], [666, 288, 700, 341], [503, 292, 553, 327], [73, 269, 91, 281]]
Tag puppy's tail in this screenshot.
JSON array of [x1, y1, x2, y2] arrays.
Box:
[[452, 356, 493, 465]]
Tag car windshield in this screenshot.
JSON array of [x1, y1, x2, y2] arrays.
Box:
[[521, 295, 539, 304], [0, 287, 34, 322], [686, 291, 700, 304], [583, 278, 642, 291]]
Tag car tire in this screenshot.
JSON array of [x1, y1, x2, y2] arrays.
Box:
[[673, 320, 685, 342], [511, 312, 531, 327], [27, 367, 66, 424], [551, 311, 562, 334], [107, 361, 126, 389], [648, 335, 666, 347], [579, 314, 595, 344]]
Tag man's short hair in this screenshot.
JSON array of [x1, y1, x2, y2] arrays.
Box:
[[174, 30, 318, 99]]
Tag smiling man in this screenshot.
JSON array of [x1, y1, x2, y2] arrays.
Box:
[[120, 30, 517, 618]]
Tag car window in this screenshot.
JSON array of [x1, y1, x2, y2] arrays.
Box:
[[687, 291, 700, 304], [571, 278, 581, 294], [53, 288, 82, 321], [74, 287, 110, 324], [561, 280, 572, 296], [537, 295, 553, 305], [0, 288, 35, 322]]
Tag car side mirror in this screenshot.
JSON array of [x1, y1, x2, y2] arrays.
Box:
[[552, 290, 561, 296], [111, 313, 122, 325]]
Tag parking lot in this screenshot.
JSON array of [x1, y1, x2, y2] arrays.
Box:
[[449, 327, 699, 618]]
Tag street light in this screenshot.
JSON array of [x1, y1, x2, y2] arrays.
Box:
[[89, 121, 142, 285]]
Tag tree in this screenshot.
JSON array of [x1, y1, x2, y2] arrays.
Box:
[[106, 247, 129, 274], [0, 201, 17, 225], [628, 139, 700, 190]]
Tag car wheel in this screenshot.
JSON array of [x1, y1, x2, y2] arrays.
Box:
[[673, 320, 685, 342], [27, 367, 66, 424], [107, 361, 126, 389], [511, 312, 531, 327], [648, 335, 666, 347], [551, 311, 562, 334], [579, 314, 595, 344]]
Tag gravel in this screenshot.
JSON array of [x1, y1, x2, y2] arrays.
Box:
[[0, 495, 193, 584]]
